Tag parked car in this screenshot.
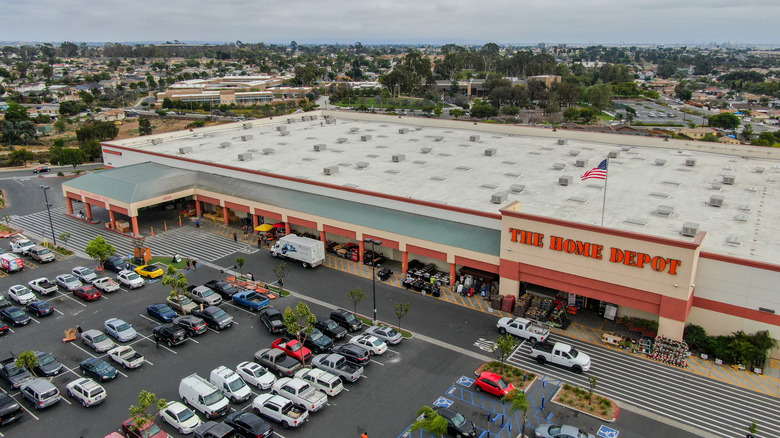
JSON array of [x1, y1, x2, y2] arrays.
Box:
[[153, 323, 188, 347], [122, 417, 168, 438], [134, 264, 164, 279], [26, 300, 54, 317], [188, 285, 223, 307], [9, 237, 35, 256], [193, 421, 236, 438], [33, 166, 50, 174], [236, 361, 276, 390], [117, 270, 145, 289], [349, 334, 387, 355], [332, 344, 371, 367], [27, 277, 57, 295], [159, 400, 202, 435], [204, 280, 242, 300], [210, 365, 252, 403], [108, 346, 145, 370], [310, 353, 363, 383], [8, 285, 36, 305], [20, 378, 61, 410], [73, 285, 102, 301], [147, 303, 178, 322], [474, 371, 515, 398], [33, 351, 64, 376], [252, 393, 309, 429], [314, 318, 348, 340], [104, 256, 129, 273], [232, 290, 270, 311], [364, 325, 403, 345], [259, 307, 286, 334], [330, 309, 363, 332], [104, 318, 138, 342], [80, 357, 118, 382], [284, 327, 333, 354], [192, 306, 234, 330], [56, 274, 82, 291], [28, 245, 55, 263], [294, 368, 344, 396], [92, 277, 120, 293], [271, 338, 312, 363], [72, 266, 98, 283], [167, 295, 199, 314], [0, 391, 24, 424], [174, 315, 208, 336], [81, 329, 116, 353], [1, 306, 31, 326], [224, 411, 273, 438], [433, 407, 477, 438], [0, 356, 34, 389], [66, 378, 107, 407], [534, 423, 596, 438], [271, 377, 327, 412]]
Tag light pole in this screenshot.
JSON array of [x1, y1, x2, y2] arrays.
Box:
[[364, 238, 382, 325], [40, 185, 56, 246]]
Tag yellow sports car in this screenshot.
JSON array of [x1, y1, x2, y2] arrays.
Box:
[[134, 264, 165, 279]]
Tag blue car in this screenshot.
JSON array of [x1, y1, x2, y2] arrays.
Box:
[[26, 301, 54, 317], [79, 358, 118, 382], [147, 304, 177, 322]]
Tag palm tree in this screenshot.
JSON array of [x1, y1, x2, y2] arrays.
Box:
[[504, 389, 530, 437]]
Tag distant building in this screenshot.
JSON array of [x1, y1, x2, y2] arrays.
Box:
[[157, 75, 311, 107], [527, 75, 562, 87]]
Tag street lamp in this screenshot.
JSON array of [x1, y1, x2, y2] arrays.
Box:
[[40, 185, 56, 246], [364, 238, 382, 325]]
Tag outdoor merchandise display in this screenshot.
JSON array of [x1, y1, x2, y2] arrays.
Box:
[[648, 335, 689, 368]]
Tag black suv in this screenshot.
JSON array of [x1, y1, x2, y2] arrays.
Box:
[[152, 324, 188, 347], [192, 306, 233, 330], [314, 318, 347, 340], [204, 280, 242, 300], [333, 344, 371, 367], [259, 308, 285, 334], [103, 255, 129, 273], [330, 309, 363, 332], [284, 327, 333, 354]]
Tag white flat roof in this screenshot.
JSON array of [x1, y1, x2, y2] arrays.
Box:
[[105, 113, 780, 264]]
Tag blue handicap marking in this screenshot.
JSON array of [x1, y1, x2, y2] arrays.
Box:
[[457, 376, 475, 387], [597, 425, 619, 438], [433, 397, 453, 408]]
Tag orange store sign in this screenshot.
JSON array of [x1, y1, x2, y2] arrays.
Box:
[[509, 228, 681, 275]]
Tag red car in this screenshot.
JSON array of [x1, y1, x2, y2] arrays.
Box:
[[474, 371, 515, 397], [121, 418, 167, 438], [74, 285, 102, 301], [271, 337, 312, 363]]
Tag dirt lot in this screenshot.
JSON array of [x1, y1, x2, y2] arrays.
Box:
[[114, 117, 225, 139]]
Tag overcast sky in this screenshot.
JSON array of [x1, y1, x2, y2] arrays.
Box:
[[2, 0, 778, 46]]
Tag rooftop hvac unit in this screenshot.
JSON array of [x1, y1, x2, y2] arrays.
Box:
[[485, 148, 497, 156], [738, 204, 751, 212], [337, 137, 347, 143], [722, 175, 735, 185], [326, 119, 335, 124], [238, 153, 252, 161], [470, 135, 480, 141], [178, 146, 193, 154], [711, 182, 722, 190], [681, 222, 700, 237], [656, 205, 674, 217], [558, 175, 573, 186], [355, 162, 369, 169], [510, 184, 525, 193], [398, 128, 409, 134], [575, 158, 588, 167], [621, 145, 631, 151], [755, 167, 765, 174], [323, 166, 339, 175], [151, 138, 163, 145], [569, 150, 580, 156], [553, 163, 566, 170], [414, 126, 423, 131], [313, 144, 327, 152], [219, 142, 231, 148], [242, 122, 253, 129], [392, 154, 406, 162], [433, 136, 443, 142], [709, 194, 724, 207], [241, 135, 253, 141], [608, 150, 619, 158], [286, 118, 295, 124], [655, 159, 667, 166], [557, 139, 567, 145], [276, 125, 287, 131], [360, 134, 372, 141], [685, 158, 696, 167], [262, 148, 275, 155], [310, 115, 318, 120], [726, 235, 743, 246], [421, 147, 432, 154], [349, 127, 359, 133], [490, 191, 508, 204], [279, 131, 290, 136]]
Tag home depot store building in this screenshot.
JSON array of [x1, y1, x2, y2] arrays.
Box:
[[65, 111, 780, 356]]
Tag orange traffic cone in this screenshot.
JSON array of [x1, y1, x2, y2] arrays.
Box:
[[151, 227, 154, 236], [164, 221, 168, 231]]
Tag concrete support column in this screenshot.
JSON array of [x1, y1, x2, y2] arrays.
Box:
[[499, 277, 520, 298], [358, 240, 365, 264], [320, 230, 326, 242], [222, 207, 229, 225], [195, 200, 202, 217], [285, 222, 291, 235], [449, 263, 457, 286], [108, 210, 116, 229], [85, 203, 93, 220], [657, 317, 685, 341], [66, 198, 73, 214], [402, 251, 408, 274], [131, 216, 140, 237], [252, 214, 259, 228]]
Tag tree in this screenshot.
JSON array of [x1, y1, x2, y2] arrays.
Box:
[[85, 235, 116, 267], [235, 257, 245, 276], [410, 406, 448, 437], [54, 118, 68, 133], [76, 121, 119, 143], [59, 232, 71, 250], [282, 302, 317, 366], [15, 351, 39, 377], [394, 302, 410, 333], [8, 149, 35, 166], [271, 261, 291, 289], [162, 265, 189, 313], [80, 139, 102, 162], [491, 334, 520, 374], [587, 375, 598, 405], [56, 148, 88, 170], [584, 83, 613, 111], [470, 99, 498, 118], [59, 100, 87, 116], [128, 390, 167, 438], [709, 113, 740, 130], [504, 389, 530, 437], [742, 124, 755, 140], [3, 101, 30, 122], [138, 117, 153, 136], [347, 288, 365, 315], [675, 83, 693, 102], [747, 420, 759, 438]]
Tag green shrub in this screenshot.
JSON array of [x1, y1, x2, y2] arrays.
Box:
[[563, 383, 572, 391]]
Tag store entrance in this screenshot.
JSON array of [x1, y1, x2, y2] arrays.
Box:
[[517, 282, 621, 332]]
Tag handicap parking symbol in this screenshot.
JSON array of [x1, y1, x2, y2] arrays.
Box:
[[433, 397, 453, 408], [597, 425, 619, 438], [457, 376, 475, 387]]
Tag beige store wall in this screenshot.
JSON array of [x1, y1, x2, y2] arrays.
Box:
[[688, 307, 780, 359]]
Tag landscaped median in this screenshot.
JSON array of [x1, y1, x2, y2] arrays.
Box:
[[474, 361, 537, 392], [552, 383, 620, 422]]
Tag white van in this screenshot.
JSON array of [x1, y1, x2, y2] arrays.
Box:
[[209, 366, 251, 403], [178, 374, 230, 419]]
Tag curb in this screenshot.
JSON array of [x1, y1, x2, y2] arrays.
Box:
[[550, 384, 620, 423]]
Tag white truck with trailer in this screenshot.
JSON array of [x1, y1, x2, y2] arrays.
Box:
[[270, 234, 325, 268]]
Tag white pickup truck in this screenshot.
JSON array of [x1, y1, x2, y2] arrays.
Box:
[[28, 277, 58, 295], [108, 346, 145, 369], [271, 377, 327, 412], [529, 341, 592, 373], [9, 236, 35, 256], [496, 317, 551, 343], [252, 393, 309, 429]]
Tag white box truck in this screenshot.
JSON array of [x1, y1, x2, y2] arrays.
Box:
[[270, 234, 325, 268]]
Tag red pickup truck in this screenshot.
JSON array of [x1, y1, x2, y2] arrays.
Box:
[[271, 337, 312, 363]]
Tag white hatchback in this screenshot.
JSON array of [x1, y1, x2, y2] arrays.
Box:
[[349, 334, 388, 355], [160, 400, 202, 435], [235, 361, 276, 390]]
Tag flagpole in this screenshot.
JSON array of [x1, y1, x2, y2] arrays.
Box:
[[601, 157, 609, 227]]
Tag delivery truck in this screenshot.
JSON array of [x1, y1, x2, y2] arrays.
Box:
[[270, 234, 325, 268]]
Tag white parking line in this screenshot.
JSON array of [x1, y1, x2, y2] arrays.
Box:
[[55, 291, 87, 307], [223, 301, 256, 316], [370, 359, 384, 366], [53, 308, 64, 316], [139, 334, 178, 354], [138, 313, 162, 324], [30, 316, 40, 324], [69, 342, 97, 358], [187, 337, 199, 344], [6, 392, 40, 421]]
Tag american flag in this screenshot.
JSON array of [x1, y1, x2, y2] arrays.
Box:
[[581, 159, 608, 181]]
